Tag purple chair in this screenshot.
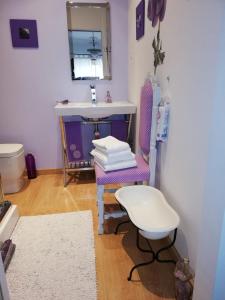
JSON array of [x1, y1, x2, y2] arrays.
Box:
[[95, 80, 154, 234]]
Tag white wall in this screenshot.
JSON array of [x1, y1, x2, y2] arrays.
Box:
[[193, 14, 225, 299], [0, 0, 128, 169], [213, 213, 225, 299], [128, 0, 225, 276]]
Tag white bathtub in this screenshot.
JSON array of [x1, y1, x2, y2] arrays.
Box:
[[115, 185, 180, 240]]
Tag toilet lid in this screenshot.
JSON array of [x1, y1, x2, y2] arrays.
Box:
[[0, 144, 24, 158]]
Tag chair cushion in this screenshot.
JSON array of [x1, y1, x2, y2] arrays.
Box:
[[95, 155, 150, 185]]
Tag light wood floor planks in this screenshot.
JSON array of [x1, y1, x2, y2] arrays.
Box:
[[6, 174, 176, 300]]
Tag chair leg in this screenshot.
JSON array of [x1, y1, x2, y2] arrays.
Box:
[[97, 185, 104, 234]]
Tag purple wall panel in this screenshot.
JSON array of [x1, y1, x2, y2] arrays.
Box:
[[10, 19, 39, 48], [111, 120, 128, 142], [64, 122, 83, 162]]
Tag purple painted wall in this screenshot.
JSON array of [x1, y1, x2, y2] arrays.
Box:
[[0, 0, 128, 169]]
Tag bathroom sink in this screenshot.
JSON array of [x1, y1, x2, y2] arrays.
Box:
[[54, 101, 136, 118]]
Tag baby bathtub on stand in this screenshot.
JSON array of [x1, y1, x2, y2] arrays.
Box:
[[115, 185, 180, 281]]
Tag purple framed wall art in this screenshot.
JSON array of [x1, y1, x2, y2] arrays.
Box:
[[10, 19, 39, 48], [136, 0, 145, 40]]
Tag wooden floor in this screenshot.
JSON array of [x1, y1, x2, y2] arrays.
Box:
[[6, 174, 176, 300]]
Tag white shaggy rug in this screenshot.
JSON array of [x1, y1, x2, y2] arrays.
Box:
[[6, 211, 97, 300]]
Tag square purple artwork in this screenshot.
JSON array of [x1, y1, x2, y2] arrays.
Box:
[[136, 0, 145, 40], [10, 19, 39, 48]]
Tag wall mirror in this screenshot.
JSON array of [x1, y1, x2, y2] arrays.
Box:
[[66, 2, 112, 80]]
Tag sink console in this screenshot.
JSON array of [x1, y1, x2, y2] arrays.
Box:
[[54, 101, 136, 119], [54, 101, 137, 186]]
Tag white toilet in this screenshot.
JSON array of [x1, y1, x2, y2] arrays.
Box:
[[0, 144, 25, 194]]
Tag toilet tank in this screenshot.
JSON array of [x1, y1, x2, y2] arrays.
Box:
[[0, 144, 25, 194]]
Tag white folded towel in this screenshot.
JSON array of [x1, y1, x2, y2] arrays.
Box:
[[95, 158, 137, 172], [92, 136, 130, 153], [90, 148, 134, 164], [94, 153, 136, 167], [92, 147, 132, 157]]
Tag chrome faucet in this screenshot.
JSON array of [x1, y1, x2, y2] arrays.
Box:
[[90, 85, 97, 104]]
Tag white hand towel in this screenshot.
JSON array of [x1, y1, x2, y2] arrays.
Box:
[[92, 148, 132, 158], [92, 136, 130, 153], [90, 148, 133, 164], [95, 157, 137, 172], [94, 153, 135, 167]]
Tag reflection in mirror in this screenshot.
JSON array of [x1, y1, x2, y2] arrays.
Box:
[[69, 30, 104, 79], [66, 2, 112, 81]]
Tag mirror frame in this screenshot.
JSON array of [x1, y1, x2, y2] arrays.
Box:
[[66, 2, 112, 81]]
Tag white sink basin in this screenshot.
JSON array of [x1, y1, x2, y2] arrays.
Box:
[[54, 101, 136, 118]]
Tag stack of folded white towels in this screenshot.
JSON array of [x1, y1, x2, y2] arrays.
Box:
[[91, 136, 137, 172]]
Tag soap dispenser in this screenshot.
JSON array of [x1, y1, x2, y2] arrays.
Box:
[[105, 90, 112, 103]]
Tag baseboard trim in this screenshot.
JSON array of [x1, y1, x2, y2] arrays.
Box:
[[37, 169, 63, 175], [24, 169, 63, 176]]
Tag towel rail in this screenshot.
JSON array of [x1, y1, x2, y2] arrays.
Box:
[[82, 121, 111, 125]]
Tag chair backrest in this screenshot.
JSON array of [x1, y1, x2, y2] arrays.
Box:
[[139, 80, 153, 156]]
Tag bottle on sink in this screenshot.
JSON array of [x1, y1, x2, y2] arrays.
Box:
[[105, 90, 112, 103]]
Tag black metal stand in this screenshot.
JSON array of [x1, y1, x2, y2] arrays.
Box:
[[114, 220, 131, 235], [127, 227, 177, 281], [114, 204, 130, 235]]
